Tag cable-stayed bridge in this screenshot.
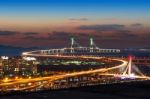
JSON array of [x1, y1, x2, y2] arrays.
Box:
[[101, 56, 148, 79], [22, 38, 120, 57]]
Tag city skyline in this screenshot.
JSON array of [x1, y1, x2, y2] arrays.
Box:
[[0, 0, 150, 48]]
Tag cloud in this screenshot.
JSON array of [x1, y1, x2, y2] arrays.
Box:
[[23, 32, 39, 36], [22, 35, 37, 39], [0, 30, 39, 37], [0, 31, 18, 36], [23, 30, 138, 42], [21, 32, 40, 41], [49, 31, 74, 39], [111, 32, 137, 39], [138, 33, 150, 39], [95, 30, 138, 41], [49, 31, 94, 40], [69, 18, 88, 21], [23, 31, 91, 42], [1, 29, 150, 48], [22, 31, 74, 41], [131, 23, 142, 27], [77, 24, 125, 31]]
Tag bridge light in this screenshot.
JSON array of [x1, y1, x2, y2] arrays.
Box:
[[1, 56, 9, 60], [129, 73, 135, 77], [22, 52, 28, 55], [28, 83, 32, 86], [15, 76, 18, 80], [3, 77, 9, 82], [28, 76, 31, 79], [23, 57, 36, 61]]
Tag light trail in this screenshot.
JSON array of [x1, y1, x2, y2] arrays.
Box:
[[0, 56, 127, 87], [0, 54, 150, 92]]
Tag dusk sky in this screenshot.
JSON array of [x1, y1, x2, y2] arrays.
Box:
[[0, 0, 150, 48]]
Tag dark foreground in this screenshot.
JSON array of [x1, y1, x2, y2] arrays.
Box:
[[1, 80, 150, 99]]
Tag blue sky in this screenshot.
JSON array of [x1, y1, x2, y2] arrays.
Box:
[[0, 0, 150, 19]]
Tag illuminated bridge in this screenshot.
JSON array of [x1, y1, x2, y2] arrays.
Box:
[[22, 38, 120, 57]]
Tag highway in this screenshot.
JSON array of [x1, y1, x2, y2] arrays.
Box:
[[0, 55, 150, 92], [0, 55, 127, 91]]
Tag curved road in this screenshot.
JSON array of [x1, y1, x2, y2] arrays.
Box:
[[0, 55, 128, 92]]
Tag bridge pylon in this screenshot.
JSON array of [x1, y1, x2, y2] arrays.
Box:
[[71, 37, 74, 53], [89, 37, 99, 53], [70, 37, 81, 53], [122, 56, 144, 77], [123, 56, 132, 75]]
